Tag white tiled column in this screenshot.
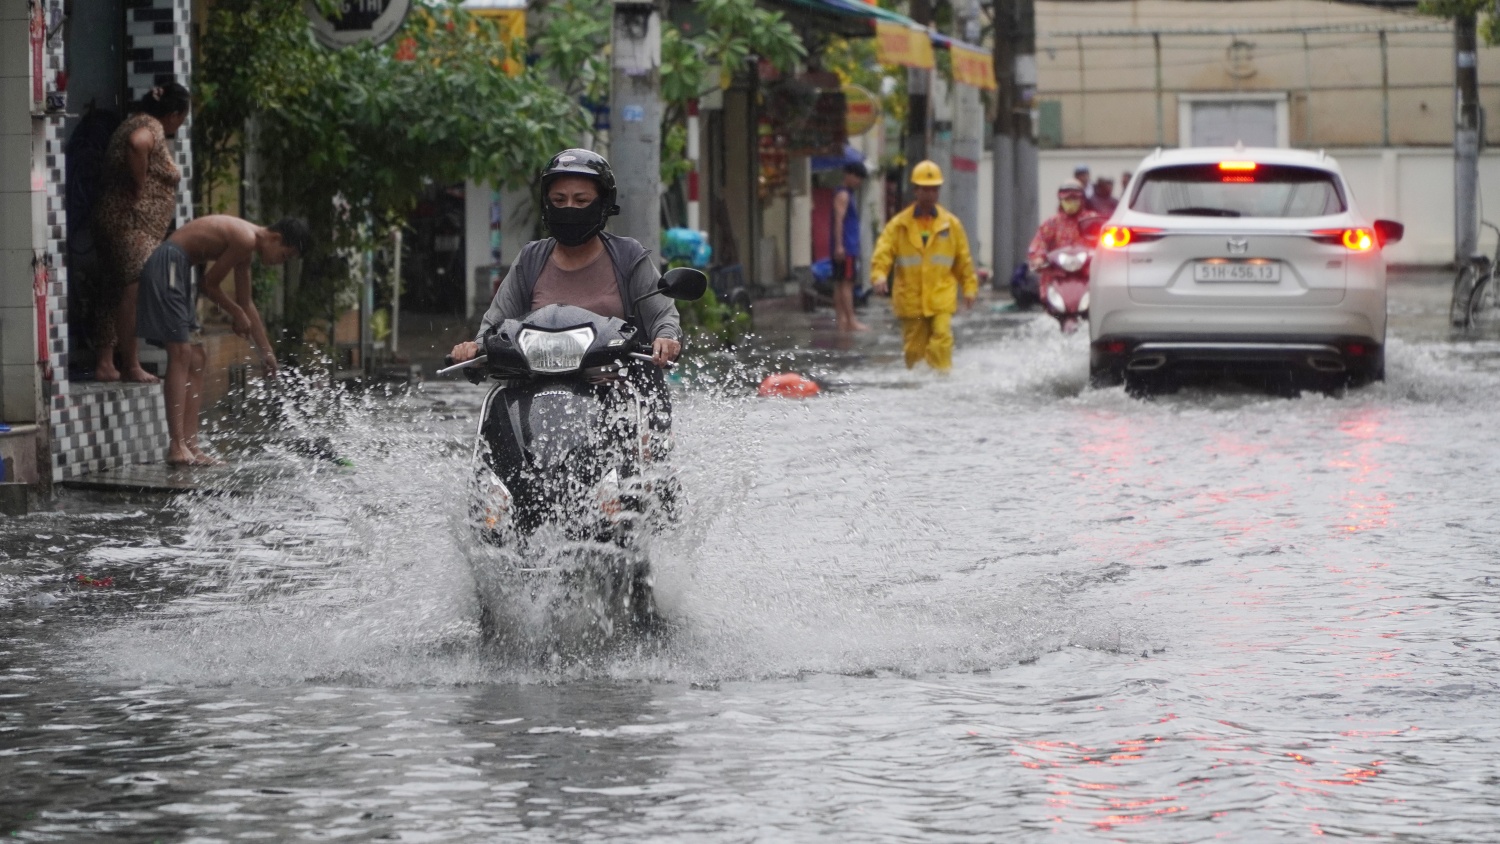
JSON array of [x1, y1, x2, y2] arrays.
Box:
[[41, 0, 177, 481], [1, 0, 41, 425], [125, 0, 193, 228]]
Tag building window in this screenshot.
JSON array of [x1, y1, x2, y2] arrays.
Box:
[[1177, 94, 1289, 149], [1037, 100, 1063, 149]]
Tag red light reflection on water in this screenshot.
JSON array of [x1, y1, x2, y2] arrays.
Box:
[[1012, 734, 1185, 832], [1330, 409, 1397, 535], [1012, 721, 1402, 833]]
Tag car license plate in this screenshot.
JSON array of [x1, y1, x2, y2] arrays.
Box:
[[1193, 261, 1281, 283]]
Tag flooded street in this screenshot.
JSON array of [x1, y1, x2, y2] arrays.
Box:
[[3, 273, 1499, 842]]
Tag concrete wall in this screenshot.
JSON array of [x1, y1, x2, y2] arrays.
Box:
[[463, 180, 489, 320], [1035, 0, 1500, 149], [463, 180, 535, 319], [1, 0, 41, 430]]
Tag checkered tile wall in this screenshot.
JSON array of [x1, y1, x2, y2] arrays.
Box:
[[45, 0, 190, 482], [125, 0, 194, 230]]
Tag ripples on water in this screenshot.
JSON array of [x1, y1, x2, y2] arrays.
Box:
[[3, 311, 1500, 841]]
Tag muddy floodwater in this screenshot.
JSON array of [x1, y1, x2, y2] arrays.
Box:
[[2, 274, 1498, 842]]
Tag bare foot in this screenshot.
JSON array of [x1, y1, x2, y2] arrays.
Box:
[[166, 443, 198, 466], [851, 320, 870, 332], [122, 366, 160, 384], [188, 445, 225, 466], [95, 363, 121, 382]]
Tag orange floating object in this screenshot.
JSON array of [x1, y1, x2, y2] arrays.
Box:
[[758, 373, 820, 398]]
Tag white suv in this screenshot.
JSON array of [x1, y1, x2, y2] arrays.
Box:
[[1088, 147, 1403, 391]]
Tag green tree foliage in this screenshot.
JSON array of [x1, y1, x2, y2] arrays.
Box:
[[531, 0, 805, 199], [530, 0, 611, 102], [821, 35, 905, 152], [196, 0, 585, 341], [1419, 0, 1500, 43]]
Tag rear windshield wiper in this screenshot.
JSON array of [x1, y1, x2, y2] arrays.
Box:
[[1165, 207, 1242, 217]]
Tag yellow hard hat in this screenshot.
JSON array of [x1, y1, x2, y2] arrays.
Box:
[[910, 160, 944, 186]]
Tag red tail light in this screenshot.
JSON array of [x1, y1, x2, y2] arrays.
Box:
[[1218, 161, 1257, 172], [1099, 226, 1163, 248], [1311, 228, 1375, 251]]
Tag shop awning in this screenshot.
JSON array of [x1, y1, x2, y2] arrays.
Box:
[[761, 0, 882, 38], [931, 32, 996, 90]]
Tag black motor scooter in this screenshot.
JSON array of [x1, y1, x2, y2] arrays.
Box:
[[441, 268, 708, 646]]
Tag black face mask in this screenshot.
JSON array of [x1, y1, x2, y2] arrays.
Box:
[[545, 198, 606, 247]]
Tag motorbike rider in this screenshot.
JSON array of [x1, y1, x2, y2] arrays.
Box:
[[1088, 177, 1118, 216], [1027, 182, 1102, 288], [449, 149, 682, 428]]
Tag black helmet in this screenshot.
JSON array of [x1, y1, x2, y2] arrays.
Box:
[[539, 148, 619, 217]]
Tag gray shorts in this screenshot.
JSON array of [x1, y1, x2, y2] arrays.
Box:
[[135, 241, 199, 345]]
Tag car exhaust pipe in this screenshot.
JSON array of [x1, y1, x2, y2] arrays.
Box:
[[1127, 354, 1167, 371], [1307, 355, 1346, 373]]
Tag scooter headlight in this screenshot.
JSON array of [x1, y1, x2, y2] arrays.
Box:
[[517, 327, 596, 373], [1046, 287, 1066, 312], [1079, 291, 1090, 312], [1054, 251, 1089, 273]]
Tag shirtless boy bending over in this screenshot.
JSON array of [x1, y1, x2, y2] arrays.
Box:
[[136, 215, 310, 466]]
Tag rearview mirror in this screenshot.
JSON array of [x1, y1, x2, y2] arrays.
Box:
[[1374, 219, 1404, 246], [659, 267, 709, 301]]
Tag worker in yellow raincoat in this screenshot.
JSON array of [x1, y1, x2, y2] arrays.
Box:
[[870, 160, 980, 372]]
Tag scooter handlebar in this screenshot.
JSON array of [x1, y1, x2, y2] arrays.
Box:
[[436, 355, 487, 376], [439, 351, 671, 377], [630, 351, 676, 370]]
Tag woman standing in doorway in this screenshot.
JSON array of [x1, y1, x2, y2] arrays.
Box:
[[92, 82, 190, 382]]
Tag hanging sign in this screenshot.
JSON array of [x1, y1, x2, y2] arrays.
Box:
[[950, 42, 996, 91], [305, 0, 411, 49], [765, 76, 847, 156], [843, 84, 880, 137], [468, 8, 527, 76], [875, 20, 934, 70]]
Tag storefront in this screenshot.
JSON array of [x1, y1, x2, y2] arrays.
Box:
[[0, 0, 195, 489]]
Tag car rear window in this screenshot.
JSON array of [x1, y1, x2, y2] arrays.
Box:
[[1129, 163, 1346, 218]]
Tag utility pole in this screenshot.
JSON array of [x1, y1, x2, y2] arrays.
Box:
[[609, 0, 663, 254], [1012, 0, 1038, 273], [992, 0, 1038, 283], [948, 0, 985, 247], [905, 0, 933, 197], [1455, 9, 1480, 264]]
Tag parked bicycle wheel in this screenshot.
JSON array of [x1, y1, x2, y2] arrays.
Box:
[[1451, 260, 1488, 328], [1468, 271, 1500, 333]]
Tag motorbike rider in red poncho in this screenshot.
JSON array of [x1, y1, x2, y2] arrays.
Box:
[[1027, 182, 1102, 284]]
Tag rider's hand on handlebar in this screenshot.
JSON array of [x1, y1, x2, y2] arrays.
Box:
[[450, 341, 480, 363], [652, 337, 681, 366]]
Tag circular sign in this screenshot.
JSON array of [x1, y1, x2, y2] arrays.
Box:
[[843, 84, 880, 137], [305, 0, 412, 49]]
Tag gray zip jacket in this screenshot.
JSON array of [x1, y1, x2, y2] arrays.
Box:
[[476, 233, 682, 342]]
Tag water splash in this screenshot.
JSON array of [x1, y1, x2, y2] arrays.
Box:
[[75, 323, 1498, 688]]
